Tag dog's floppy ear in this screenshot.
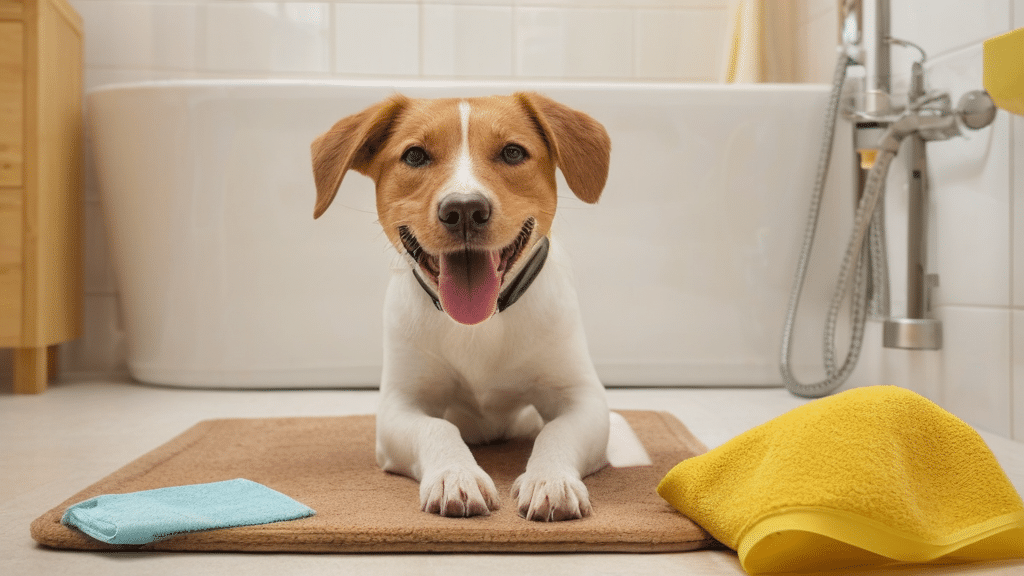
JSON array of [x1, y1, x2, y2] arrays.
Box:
[[516, 92, 611, 204], [311, 95, 409, 219]]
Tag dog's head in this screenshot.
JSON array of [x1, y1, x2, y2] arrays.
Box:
[[311, 93, 610, 325]]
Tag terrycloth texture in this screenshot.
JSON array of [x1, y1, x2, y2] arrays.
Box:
[[32, 411, 715, 553], [658, 386, 1024, 574], [61, 478, 315, 545]]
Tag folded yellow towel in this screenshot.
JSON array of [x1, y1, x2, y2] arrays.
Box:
[[658, 386, 1024, 574]]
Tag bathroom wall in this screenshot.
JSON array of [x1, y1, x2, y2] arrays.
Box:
[[728, 0, 1024, 442], [70, 0, 746, 86], [30, 0, 1021, 440], [837, 0, 1023, 441], [1014, 0, 1024, 442]]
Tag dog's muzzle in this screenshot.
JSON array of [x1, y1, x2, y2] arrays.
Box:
[[398, 219, 547, 325]]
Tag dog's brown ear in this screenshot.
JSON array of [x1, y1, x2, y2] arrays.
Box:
[[311, 95, 409, 219], [516, 92, 611, 204]]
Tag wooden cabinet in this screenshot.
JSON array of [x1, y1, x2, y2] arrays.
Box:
[[0, 0, 83, 393]]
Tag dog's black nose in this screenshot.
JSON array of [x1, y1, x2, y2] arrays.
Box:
[[438, 193, 491, 234]]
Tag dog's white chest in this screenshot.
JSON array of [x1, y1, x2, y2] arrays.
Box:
[[383, 237, 586, 409]]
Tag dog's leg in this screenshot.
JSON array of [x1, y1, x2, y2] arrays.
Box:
[[511, 389, 610, 521], [376, 399, 501, 517]]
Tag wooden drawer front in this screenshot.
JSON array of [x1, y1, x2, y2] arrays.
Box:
[[0, 187, 21, 344], [0, 1, 23, 19], [0, 20, 22, 187]]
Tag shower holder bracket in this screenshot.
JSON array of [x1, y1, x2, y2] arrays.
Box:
[[883, 317, 942, 350]]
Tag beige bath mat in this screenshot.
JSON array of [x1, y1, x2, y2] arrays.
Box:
[[31, 410, 715, 553]]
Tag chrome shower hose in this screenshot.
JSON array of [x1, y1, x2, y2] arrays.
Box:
[[779, 52, 899, 399]]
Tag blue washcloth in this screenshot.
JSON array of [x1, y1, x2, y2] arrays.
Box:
[[60, 478, 315, 545]]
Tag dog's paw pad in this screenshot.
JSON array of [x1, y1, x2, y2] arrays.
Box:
[[511, 473, 592, 522], [420, 467, 499, 518]]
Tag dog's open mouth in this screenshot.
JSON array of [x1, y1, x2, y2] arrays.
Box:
[[398, 218, 535, 325]]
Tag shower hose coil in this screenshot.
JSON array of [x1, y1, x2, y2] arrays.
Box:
[[780, 51, 904, 399]]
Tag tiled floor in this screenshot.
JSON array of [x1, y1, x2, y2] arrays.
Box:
[[2, 381, 1022, 576]]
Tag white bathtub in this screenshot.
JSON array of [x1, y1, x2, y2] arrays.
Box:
[[87, 79, 854, 388]]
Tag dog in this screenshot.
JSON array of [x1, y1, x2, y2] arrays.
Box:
[[310, 93, 612, 521]]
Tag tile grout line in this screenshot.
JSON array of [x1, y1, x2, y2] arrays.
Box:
[[1010, 80, 1017, 440], [1008, 0, 1016, 438], [1010, 0, 1017, 439], [417, 0, 424, 77], [328, 3, 336, 77]]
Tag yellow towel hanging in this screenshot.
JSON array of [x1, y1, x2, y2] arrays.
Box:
[[984, 27, 1024, 116], [723, 0, 767, 83], [721, 0, 796, 83]]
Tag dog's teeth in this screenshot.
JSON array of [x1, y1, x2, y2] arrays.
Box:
[[497, 218, 536, 274], [399, 226, 424, 260]]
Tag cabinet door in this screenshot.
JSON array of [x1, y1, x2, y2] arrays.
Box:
[[33, 0, 84, 344], [0, 20, 22, 187], [0, 187, 20, 344], [0, 21, 22, 344]]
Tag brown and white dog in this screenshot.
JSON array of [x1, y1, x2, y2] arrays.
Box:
[[310, 93, 611, 521]]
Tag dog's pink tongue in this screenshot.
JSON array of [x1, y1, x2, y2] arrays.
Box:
[[439, 250, 501, 325]]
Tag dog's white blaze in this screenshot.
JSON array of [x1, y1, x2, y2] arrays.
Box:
[[459, 100, 471, 151], [444, 101, 487, 197]]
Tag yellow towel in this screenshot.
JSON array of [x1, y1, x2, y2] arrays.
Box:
[[658, 386, 1024, 574]]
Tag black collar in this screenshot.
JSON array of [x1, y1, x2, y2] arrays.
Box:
[[412, 236, 550, 316]]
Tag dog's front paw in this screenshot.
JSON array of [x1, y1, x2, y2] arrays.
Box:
[[420, 465, 500, 517], [511, 472, 592, 522]]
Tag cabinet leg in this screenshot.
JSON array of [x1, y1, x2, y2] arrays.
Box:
[[14, 346, 48, 394], [48, 344, 59, 381]]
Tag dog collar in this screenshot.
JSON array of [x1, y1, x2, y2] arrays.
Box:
[[412, 236, 550, 315]]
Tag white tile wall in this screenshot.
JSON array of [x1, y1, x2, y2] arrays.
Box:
[[514, 8, 567, 76], [890, 0, 1010, 61], [335, 3, 420, 76], [939, 306, 1013, 437], [514, 0, 723, 7], [423, 4, 514, 76], [634, 8, 728, 80], [73, 2, 200, 70], [891, 0, 1018, 439], [1015, 113, 1024, 310], [1014, 310, 1024, 440], [516, 8, 635, 78], [1012, 2, 1024, 294], [68, 0, 734, 83], [1013, 0, 1023, 440], [888, 0, 1014, 98], [926, 45, 1012, 309], [204, 3, 331, 73]]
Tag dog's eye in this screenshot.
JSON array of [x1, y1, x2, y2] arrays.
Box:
[[500, 144, 528, 165], [402, 147, 430, 168]]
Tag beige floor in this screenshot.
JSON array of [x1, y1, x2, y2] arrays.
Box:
[[2, 380, 1022, 576]]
